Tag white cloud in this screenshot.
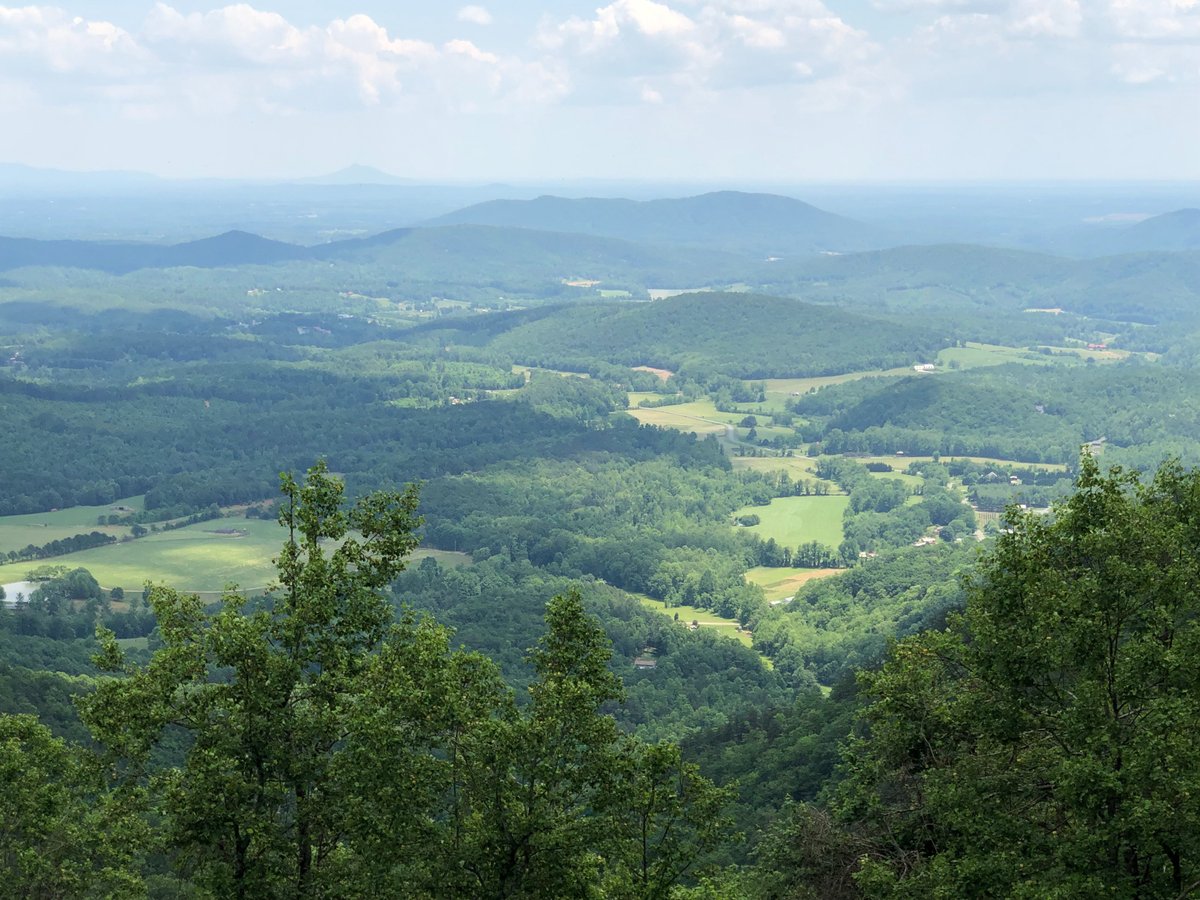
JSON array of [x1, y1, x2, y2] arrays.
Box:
[[1007, 0, 1082, 38], [640, 83, 665, 102], [456, 5, 493, 26], [1104, 0, 1200, 41], [0, 4, 563, 116], [0, 6, 145, 77], [538, 0, 881, 106]]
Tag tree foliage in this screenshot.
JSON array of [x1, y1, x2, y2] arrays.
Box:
[[52, 463, 735, 898], [834, 457, 1200, 898]]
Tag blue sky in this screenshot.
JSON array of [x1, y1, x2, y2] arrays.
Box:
[[1, 1, 1197, 181]]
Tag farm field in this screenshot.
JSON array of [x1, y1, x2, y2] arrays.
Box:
[[760, 367, 913, 408], [732, 495, 849, 548], [849, 454, 1070, 473], [633, 594, 752, 647], [864, 469, 924, 489], [624, 398, 737, 436], [0, 495, 144, 530], [730, 454, 819, 475], [936, 342, 1060, 369], [0, 496, 146, 559], [0, 516, 471, 594], [744, 565, 841, 602]]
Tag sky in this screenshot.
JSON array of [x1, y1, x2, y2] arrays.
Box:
[[0, 1, 1197, 182]]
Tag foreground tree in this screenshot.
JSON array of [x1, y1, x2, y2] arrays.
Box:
[[0, 714, 146, 898], [76, 462, 731, 898], [81, 460, 425, 897], [836, 457, 1200, 898]]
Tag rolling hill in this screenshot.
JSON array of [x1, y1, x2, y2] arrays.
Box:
[[1104, 208, 1200, 254], [425, 191, 890, 255], [417, 291, 950, 378]]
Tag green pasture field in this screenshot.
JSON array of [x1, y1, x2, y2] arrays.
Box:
[[937, 342, 1058, 370], [0, 495, 145, 530], [0, 496, 145, 557], [739, 425, 795, 442], [866, 470, 924, 489], [0, 522, 133, 555], [849, 454, 1069, 474], [729, 454, 831, 480], [511, 365, 589, 380], [732, 495, 849, 548], [0, 515, 471, 594], [598, 289, 632, 298], [744, 566, 841, 602], [1053, 344, 1138, 362], [625, 398, 738, 436], [759, 367, 914, 411], [938, 340, 1145, 371], [633, 594, 752, 647], [627, 391, 672, 406]]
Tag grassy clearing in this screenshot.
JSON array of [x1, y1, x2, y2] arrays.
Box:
[[0, 522, 133, 554], [511, 365, 589, 380], [733, 495, 849, 548], [0, 515, 471, 594], [761, 367, 913, 406], [0, 496, 145, 530], [744, 566, 841, 602], [937, 342, 1057, 370], [0, 496, 144, 559], [850, 454, 1069, 473], [1052, 344, 1136, 362], [627, 391, 677, 406], [633, 594, 752, 647], [625, 398, 738, 436], [647, 288, 710, 300], [730, 455, 827, 478], [865, 469, 924, 489], [631, 365, 674, 381]]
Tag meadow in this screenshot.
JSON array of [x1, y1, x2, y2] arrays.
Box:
[[744, 565, 841, 602], [633, 594, 752, 647], [0, 514, 470, 594], [625, 398, 737, 436], [732, 495, 850, 548], [760, 367, 914, 410]]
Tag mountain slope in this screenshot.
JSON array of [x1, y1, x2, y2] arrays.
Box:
[[421, 291, 949, 378], [0, 231, 307, 273], [1106, 208, 1200, 254], [425, 191, 889, 255]]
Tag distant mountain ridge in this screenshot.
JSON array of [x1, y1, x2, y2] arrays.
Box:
[[1103, 208, 1200, 254], [0, 230, 305, 273], [0, 223, 750, 279], [295, 164, 414, 186], [424, 191, 891, 255]]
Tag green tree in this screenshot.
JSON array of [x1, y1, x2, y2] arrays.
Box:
[[76, 465, 734, 899], [601, 740, 737, 899], [837, 457, 1200, 898], [0, 714, 145, 898], [81, 460, 423, 898]]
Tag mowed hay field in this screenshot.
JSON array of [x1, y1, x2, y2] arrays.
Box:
[[625, 398, 737, 436], [733, 495, 849, 548], [0, 495, 144, 553], [761, 367, 913, 410], [0, 515, 470, 594], [633, 594, 751, 647], [744, 566, 841, 602]]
